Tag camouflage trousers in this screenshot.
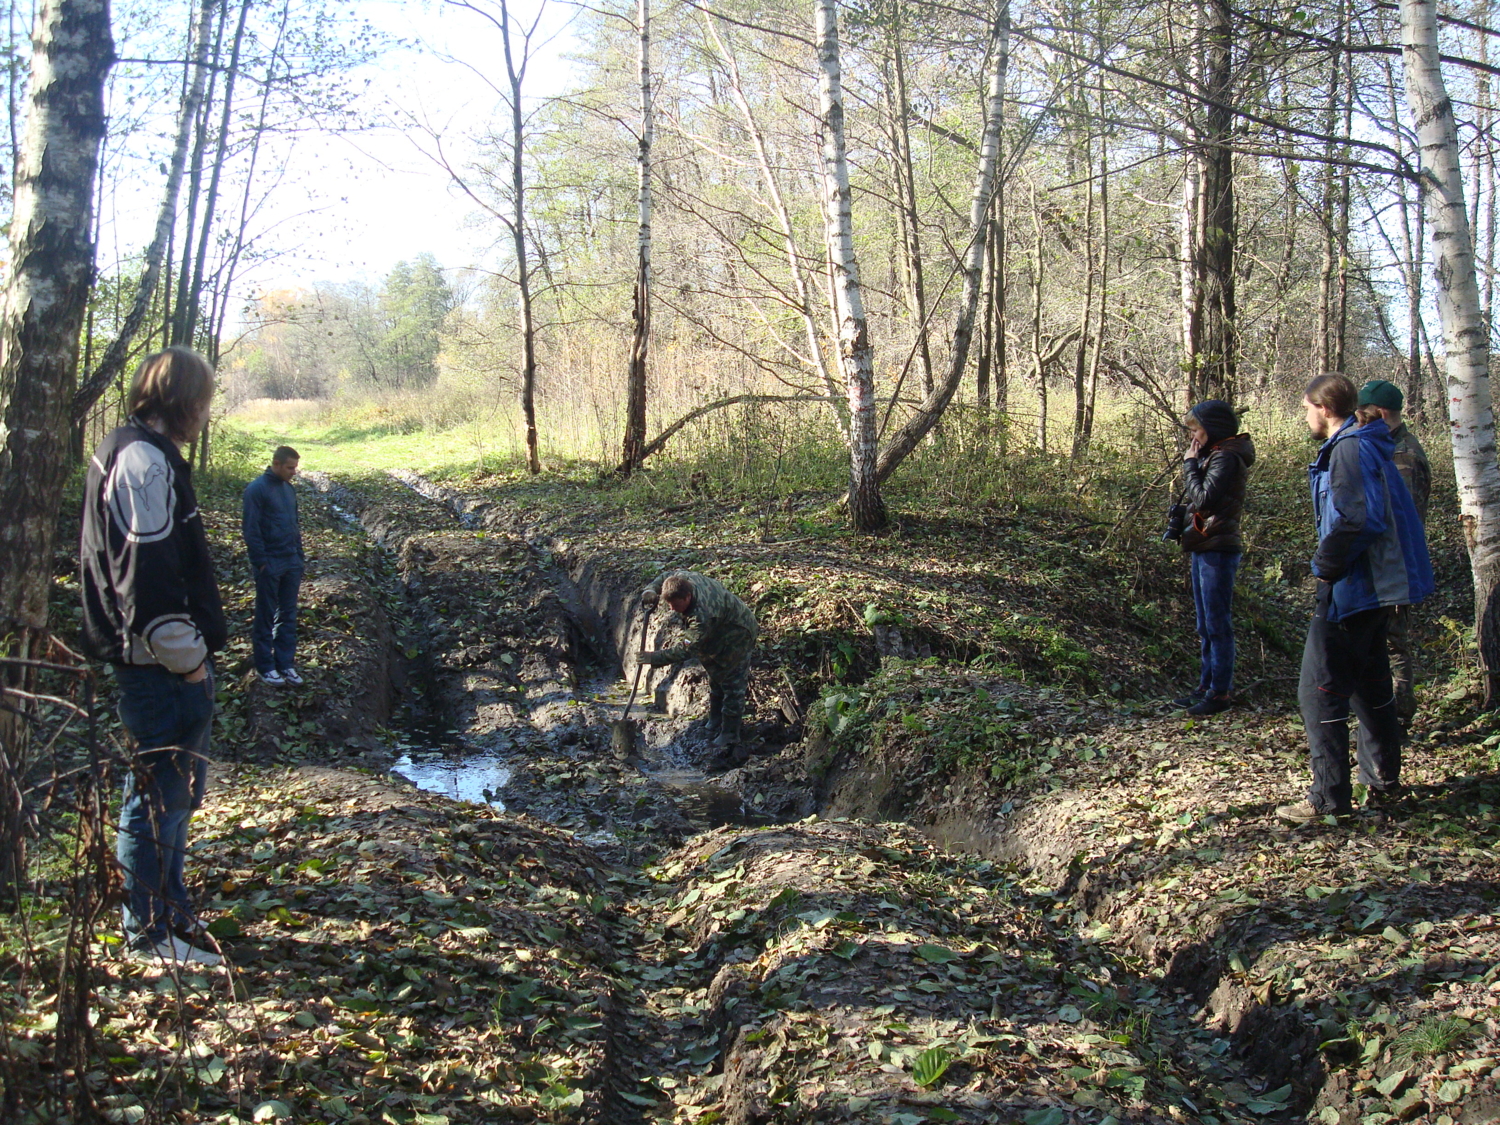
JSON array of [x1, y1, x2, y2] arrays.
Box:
[[702, 643, 754, 737], [1387, 604, 1419, 723]]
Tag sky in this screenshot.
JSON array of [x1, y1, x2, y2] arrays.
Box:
[[275, 0, 583, 287], [95, 0, 586, 309]]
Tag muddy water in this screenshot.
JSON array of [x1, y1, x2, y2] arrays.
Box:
[[391, 748, 513, 809], [309, 469, 778, 849]]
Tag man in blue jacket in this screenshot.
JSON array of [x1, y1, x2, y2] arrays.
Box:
[[242, 446, 305, 686], [1277, 375, 1434, 824]]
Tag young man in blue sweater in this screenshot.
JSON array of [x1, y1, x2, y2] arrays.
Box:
[[242, 446, 305, 686]]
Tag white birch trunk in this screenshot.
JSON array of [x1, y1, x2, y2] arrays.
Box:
[[815, 0, 886, 531], [873, 0, 1009, 481], [1400, 0, 1500, 703]]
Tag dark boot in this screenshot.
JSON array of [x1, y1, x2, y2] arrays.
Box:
[[713, 716, 741, 750], [706, 685, 724, 736]]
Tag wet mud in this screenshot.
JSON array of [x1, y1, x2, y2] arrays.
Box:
[[301, 470, 797, 865]]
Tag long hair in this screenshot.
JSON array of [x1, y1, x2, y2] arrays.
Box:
[[125, 347, 215, 442], [1304, 373, 1356, 419]]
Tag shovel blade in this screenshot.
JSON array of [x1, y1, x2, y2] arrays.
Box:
[[610, 718, 638, 758]]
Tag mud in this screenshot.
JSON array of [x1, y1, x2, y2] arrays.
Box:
[[300, 470, 795, 867], [280, 469, 1500, 1125]]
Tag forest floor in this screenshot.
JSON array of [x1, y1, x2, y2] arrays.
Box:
[[7, 434, 1500, 1125]]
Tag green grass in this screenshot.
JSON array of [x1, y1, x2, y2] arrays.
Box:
[[225, 412, 512, 480]]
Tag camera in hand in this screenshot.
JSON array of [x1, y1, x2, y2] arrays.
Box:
[[1162, 503, 1187, 542]]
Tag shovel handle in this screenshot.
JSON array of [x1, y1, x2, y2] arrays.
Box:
[[621, 607, 651, 717]]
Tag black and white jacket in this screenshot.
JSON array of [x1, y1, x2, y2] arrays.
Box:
[[80, 419, 226, 673]]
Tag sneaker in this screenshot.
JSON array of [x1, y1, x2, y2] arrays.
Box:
[[172, 916, 211, 941], [279, 668, 304, 686], [260, 669, 286, 686], [1172, 691, 1208, 708], [1275, 800, 1352, 824], [1186, 694, 1231, 716], [126, 932, 222, 967]]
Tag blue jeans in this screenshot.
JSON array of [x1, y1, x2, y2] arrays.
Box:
[[113, 663, 214, 941], [252, 567, 302, 673], [1191, 550, 1241, 696]]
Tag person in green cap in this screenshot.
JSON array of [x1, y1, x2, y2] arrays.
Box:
[[637, 570, 759, 751], [1357, 379, 1430, 723]]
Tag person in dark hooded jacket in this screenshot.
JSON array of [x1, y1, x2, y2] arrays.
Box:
[[1175, 399, 1256, 716]]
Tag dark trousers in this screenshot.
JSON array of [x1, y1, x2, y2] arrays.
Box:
[[114, 663, 214, 941], [252, 567, 302, 673], [1298, 586, 1402, 813]]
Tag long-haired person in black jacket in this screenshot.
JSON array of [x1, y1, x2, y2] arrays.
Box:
[[1175, 400, 1256, 716], [81, 347, 226, 966]]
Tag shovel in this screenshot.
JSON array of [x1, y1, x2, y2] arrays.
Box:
[[610, 609, 650, 758]]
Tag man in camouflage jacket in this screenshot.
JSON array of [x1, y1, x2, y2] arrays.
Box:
[[639, 570, 758, 749], [1358, 380, 1431, 723]]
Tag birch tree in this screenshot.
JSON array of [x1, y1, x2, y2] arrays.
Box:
[[1400, 0, 1500, 705], [873, 0, 1009, 481], [0, 0, 113, 897], [815, 0, 886, 532]]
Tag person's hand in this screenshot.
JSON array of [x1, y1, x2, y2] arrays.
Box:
[[640, 587, 659, 611], [638, 650, 671, 667], [183, 662, 208, 683], [1184, 436, 1202, 461]]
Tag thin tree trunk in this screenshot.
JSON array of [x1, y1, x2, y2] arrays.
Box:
[[1333, 18, 1353, 373], [1179, 146, 1198, 402], [0, 0, 113, 902], [1478, 1, 1497, 334], [976, 205, 996, 414], [619, 0, 651, 475], [207, 0, 288, 373], [873, 0, 1010, 481], [994, 171, 1008, 442], [1030, 184, 1047, 453], [1191, 0, 1235, 401], [1070, 162, 1094, 460], [1315, 24, 1338, 378], [499, 0, 541, 474], [1083, 89, 1109, 452], [1400, 0, 1500, 705], [703, 11, 846, 436], [884, 1, 933, 399], [170, 0, 225, 347], [72, 0, 216, 422], [815, 0, 886, 532]]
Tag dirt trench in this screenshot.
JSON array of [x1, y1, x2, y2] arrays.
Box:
[[294, 474, 1321, 1117], [302, 471, 805, 863], [281, 472, 1500, 1125]]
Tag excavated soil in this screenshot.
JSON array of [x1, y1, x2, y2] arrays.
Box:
[[16, 466, 1498, 1125]]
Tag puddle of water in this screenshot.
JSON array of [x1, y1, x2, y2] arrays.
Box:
[[393, 752, 512, 809]]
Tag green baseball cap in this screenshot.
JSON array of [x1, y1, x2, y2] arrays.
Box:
[[1358, 379, 1403, 411]]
